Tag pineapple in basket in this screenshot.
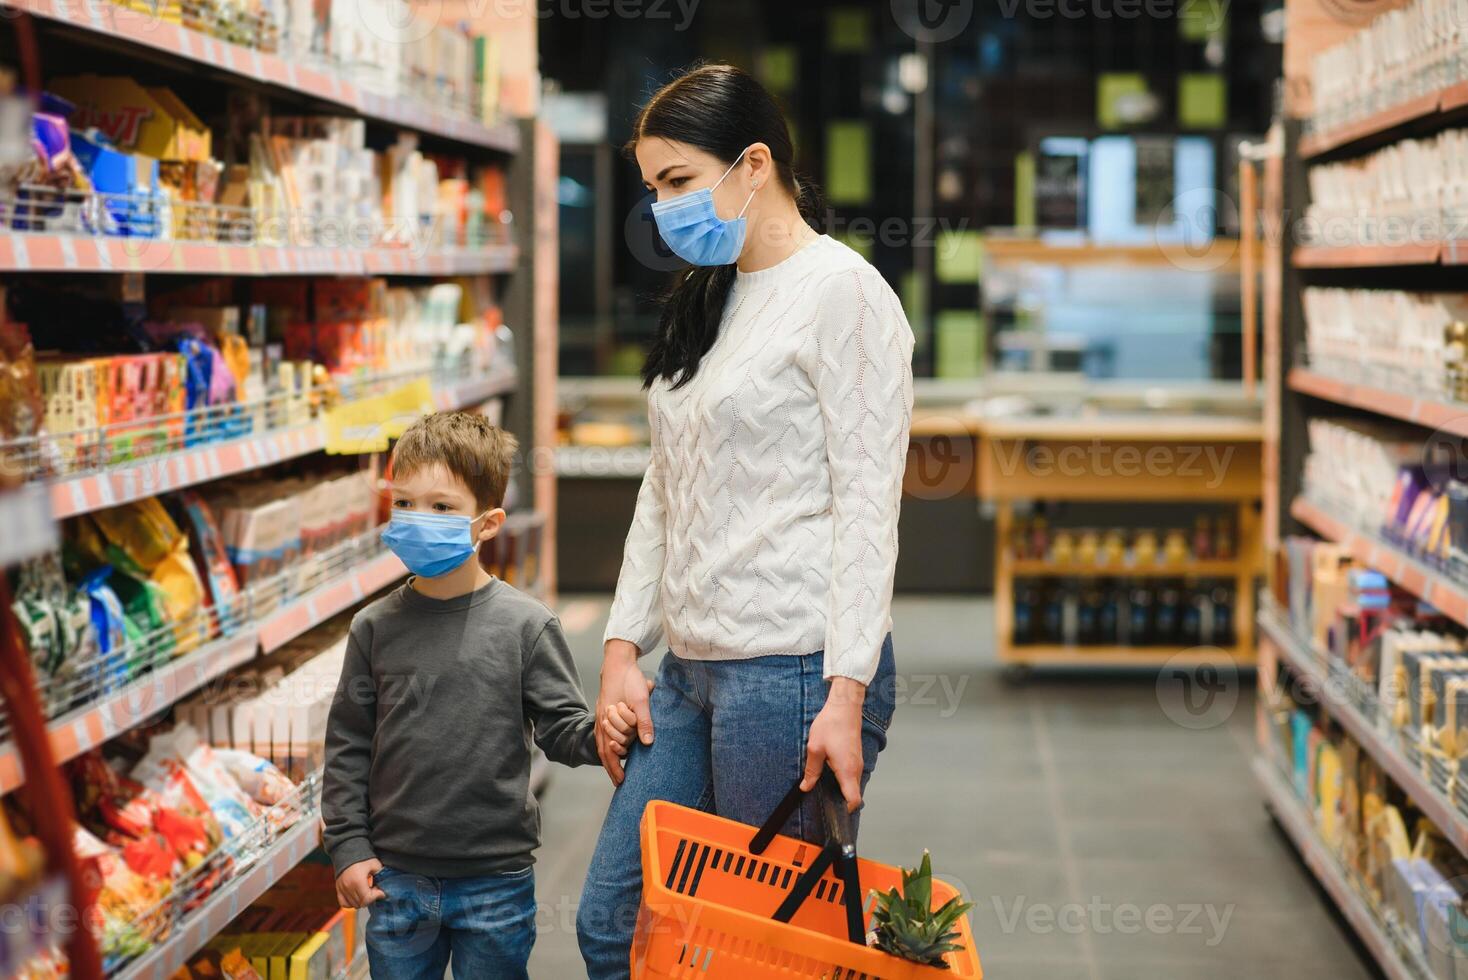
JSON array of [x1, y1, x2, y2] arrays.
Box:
[[868, 851, 974, 970]]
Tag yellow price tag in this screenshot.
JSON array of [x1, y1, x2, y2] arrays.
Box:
[[323, 378, 436, 454]]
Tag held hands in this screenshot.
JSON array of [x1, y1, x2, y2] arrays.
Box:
[[596, 639, 655, 785], [335, 858, 386, 908], [801, 677, 868, 812]]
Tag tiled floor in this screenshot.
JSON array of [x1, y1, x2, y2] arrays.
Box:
[[529, 595, 1380, 979]]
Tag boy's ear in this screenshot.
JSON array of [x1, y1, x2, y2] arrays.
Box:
[[476, 508, 507, 544]]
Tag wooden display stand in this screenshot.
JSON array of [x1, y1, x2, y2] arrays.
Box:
[[911, 412, 1264, 670]]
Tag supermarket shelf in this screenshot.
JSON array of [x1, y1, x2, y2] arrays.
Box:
[[258, 549, 406, 652], [1299, 89, 1446, 159], [1000, 644, 1252, 667], [1009, 558, 1244, 577], [1258, 603, 1468, 854], [45, 365, 516, 519], [1292, 242, 1443, 269], [0, 234, 519, 276], [0, 629, 259, 795], [0, 484, 58, 565], [2, 0, 521, 154], [50, 423, 323, 519], [112, 817, 322, 980], [1290, 497, 1468, 627], [0, 874, 68, 978], [0, 538, 407, 793], [432, 363, 518, 411], [1253, 756, 1433, 980], [1288, 368, 1468, 437]]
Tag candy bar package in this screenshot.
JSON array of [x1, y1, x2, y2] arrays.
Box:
[[175, 491, 244, 635]]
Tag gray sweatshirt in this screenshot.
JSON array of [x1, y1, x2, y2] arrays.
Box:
[[322, 578, 599, 878]]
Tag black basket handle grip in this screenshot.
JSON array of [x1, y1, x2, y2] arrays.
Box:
[[750, 769, 866, 946], [750, 769, 853, 855]]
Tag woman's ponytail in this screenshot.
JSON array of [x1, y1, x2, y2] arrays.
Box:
[[629, 64, 807, 391]]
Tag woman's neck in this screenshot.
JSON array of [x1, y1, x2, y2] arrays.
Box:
[[737, 195, 817, 273]]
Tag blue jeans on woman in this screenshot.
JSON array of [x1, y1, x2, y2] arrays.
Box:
[[576, 636, 897, 980], [365, 865, 536, 980]]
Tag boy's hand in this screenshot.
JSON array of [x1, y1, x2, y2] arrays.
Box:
[[336, 858, 387, 908], [602, 702, 639, 756]]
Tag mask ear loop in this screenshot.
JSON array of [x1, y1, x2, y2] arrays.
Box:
[[713, 146, 760, 219]]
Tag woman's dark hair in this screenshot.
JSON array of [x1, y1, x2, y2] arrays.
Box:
[[628, 64, 818, 389]]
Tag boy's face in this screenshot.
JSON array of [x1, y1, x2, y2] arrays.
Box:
[[389, 462, 504, 545]]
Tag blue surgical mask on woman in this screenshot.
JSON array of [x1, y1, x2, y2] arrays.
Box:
[[650, 148, 757, 266], [382, 509, 489, 578]]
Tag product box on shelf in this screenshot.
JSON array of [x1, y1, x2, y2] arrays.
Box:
[[50, 77, 212, 162]]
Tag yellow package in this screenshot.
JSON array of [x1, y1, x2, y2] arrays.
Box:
[[153, 542, 206, 652], [91, 497, 184, 573]]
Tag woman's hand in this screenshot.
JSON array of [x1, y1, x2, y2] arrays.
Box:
[[801, 677, 867, 811], [597, 639, 655, 785]]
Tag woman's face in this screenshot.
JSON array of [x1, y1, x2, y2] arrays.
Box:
[[637, 136, 754, 221]]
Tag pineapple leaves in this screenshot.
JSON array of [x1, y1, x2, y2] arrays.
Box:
[[869, 850, 974, 969]]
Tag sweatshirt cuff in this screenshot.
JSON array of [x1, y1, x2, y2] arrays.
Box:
[[328, 836, 378, 877]]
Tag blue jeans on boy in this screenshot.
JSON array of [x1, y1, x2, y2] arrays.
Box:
[[576, 637, 897, 980], [366, 865, 536, 980]]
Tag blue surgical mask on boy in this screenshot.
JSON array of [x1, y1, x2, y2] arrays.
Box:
[[382, 509, 489, 579], [650, 147, 757, 267]]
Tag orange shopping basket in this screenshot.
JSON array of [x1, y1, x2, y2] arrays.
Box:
[[632, 772, 982, 979]]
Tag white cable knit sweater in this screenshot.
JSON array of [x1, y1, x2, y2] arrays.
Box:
[[604, 235, 914, 684]]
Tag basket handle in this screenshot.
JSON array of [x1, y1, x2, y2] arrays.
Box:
[[749, 770, 866, 945]]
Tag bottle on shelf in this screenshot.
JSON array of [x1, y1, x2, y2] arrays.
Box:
[[1154, 582, 1182, 645], [1078, 584, 1103, 645], [1163, 529, 1190, 566], [1134, 530, 1159, 566], [1215, 517, 1235, 561], [1013, 583, 1039, 645], [1211, 585, 1235, 648], [1077, 530, 1100, 566], [1193, 516, 1213, 560], [1051, 530, 1076, 565], [1028, 515, 1050, 560], [1100, 581, 1123, 645], [1127, 584, 1154, 646], [1059, 579, 1081, 646], [1101, 529, 1127, 567]]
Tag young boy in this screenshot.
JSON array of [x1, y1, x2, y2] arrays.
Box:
[[323, 411, 634, 980]]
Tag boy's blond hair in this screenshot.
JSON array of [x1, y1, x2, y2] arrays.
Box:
[[390, 412, 518, 511]]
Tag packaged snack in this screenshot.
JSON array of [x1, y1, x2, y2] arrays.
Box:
[[120, 829, 179, 880], [213, 749, 295, 807], [79, 566, 130, 688], [175, 492, 243, 635], [136, 726, 260, 840], [73, 825, 165, 959], [152, 544, 207, 652], [90, 497, 186, 574]]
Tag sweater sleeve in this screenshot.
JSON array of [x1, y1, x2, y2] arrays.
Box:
[[524, 617, 601, 767], [807, 268, 914, 683], [322, 627, 378, 876], [603, 439, 667, 655]]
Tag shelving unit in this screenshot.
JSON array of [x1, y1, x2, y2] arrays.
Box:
[[1253, 758, 1433, 980], [1287, 367, 1468, 440], [41, 363, 515, 519], [0, 237, 520, 276], [0, 1, 561, 973], [1258, 599, 1468, 854], [978, 414, 1264, 669], [1, 0, 522, 153], [1255, 1, 1468, 972]]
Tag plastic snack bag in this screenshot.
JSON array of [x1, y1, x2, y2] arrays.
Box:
[[79, 566, 131, 691], [213, 748, 295, 807], [90, 497, 186, 574], [175, 491, 243, 636]]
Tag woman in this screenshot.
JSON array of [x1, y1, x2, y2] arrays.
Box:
[[577, 63, 914, 978]]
